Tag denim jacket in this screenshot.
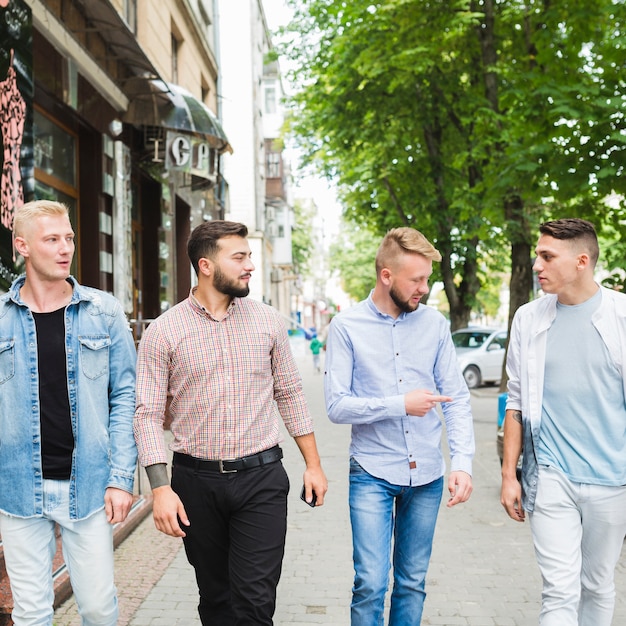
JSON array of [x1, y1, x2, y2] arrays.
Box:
[[506, 286, 626, 512], [0, 275, 137, 520]]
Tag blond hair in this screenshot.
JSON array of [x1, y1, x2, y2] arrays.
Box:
[[13, 200, 70, 238], [375, 227, 441, 273]]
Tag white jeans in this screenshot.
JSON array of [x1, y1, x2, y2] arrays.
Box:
[[0, 479, 117, 626], [529, 465, 626, 626]]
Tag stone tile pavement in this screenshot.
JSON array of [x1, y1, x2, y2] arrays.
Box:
[[54, 335, 626, 625]]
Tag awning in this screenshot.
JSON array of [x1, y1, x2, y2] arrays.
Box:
[[123, 79, 233, 154], [70, 0, 160, 78]]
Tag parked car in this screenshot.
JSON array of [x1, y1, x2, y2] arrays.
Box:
[[451, 327, 507, 389], [497, 391, 523, 479]]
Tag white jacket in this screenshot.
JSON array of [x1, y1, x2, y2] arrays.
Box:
[[506, 286, 626, 511]]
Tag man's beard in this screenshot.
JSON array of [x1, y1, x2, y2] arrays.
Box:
[[389, 284, 420, 314], [213, 264, 250, 298]]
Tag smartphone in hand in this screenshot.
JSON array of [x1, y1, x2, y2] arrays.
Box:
[[300, 485, 317, 508]]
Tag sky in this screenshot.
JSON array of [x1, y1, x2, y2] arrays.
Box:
[[262, 0, 292, 30]]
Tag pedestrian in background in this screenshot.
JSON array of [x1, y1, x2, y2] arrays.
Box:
[[134, 220, 328, 625], [324, 226, 474, 625], [310, 333, 324, 373], [0, 200, 137, 625], [501, 218, 626, 626]]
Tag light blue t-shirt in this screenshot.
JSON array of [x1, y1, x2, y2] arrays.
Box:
[[538, 288, 626, 485]]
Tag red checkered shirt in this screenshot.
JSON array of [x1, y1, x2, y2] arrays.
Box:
[[134, 291, 314, 465]]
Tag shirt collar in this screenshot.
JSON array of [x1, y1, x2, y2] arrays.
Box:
[[366, 290, 413, 321], [189, 286, 237, 320]]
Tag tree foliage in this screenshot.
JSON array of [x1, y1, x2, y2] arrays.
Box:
[[291, 198, 316, 276], [277, 0, 626, 329], [328, 222, 379, 302]]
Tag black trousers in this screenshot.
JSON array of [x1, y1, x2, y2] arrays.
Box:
[[172, 457, 290, 626]]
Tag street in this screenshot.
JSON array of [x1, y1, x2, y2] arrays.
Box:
[[55, 335, 626, 625]]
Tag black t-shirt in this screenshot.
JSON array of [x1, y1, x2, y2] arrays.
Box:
[[33, 307, 74, 479]]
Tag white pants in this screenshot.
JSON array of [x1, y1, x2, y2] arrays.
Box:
[[0, 480, 117, 626], [530, 465, 626, 626]]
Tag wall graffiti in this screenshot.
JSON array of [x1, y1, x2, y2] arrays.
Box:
[[1, 49, 26, 230]]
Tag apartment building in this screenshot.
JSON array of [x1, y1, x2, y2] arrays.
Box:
[[217, 0, 296, 317]]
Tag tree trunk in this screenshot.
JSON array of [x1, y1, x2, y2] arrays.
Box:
[[499, 195, 534, 391]]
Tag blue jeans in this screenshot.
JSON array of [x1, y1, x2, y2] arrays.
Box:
[[0, 479, 117, 626], [349, 458, 443, 626]]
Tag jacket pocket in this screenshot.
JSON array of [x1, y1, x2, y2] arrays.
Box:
[[78, 335, 110, 380], [0, 338, 15, 383]]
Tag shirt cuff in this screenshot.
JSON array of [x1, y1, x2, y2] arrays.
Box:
[[450, 455, 473, 476]]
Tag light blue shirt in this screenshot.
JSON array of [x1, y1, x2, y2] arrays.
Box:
[[0, 275, 137, 519], [539, 290, 626, 485], [324, 293, 474, 487]]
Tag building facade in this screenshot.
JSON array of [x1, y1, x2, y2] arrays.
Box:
[[0, 0, 231, 331], [217, 0, 295, 317]]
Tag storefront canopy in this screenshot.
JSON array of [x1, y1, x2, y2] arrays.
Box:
[[123, 78, 232, 154], [73, 0, 159, 77]]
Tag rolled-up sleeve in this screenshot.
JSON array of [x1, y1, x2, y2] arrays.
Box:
[[272, 318, 314, 437], [134, 322, 170, 467], [106, 304, 138, 492]]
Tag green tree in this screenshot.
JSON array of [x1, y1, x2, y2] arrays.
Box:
[[328, 223, 379, 302], [277, 0, 626, 331], [291, 198, 316, 276]]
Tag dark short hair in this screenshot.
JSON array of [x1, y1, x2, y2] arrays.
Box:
[[187, 220, 248, 274], [539, 218, 599, 267]]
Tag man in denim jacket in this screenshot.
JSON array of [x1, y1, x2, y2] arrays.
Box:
[[0, 200, 137, 625]]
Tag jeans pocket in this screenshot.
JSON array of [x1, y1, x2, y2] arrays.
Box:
[[349, 456, 365, 475]]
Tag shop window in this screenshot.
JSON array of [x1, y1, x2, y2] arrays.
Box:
[[34, 109, 76, 187], [33, 107, 79, 277]]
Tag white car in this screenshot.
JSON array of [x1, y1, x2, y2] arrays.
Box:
[[451, 327, 507, 389]]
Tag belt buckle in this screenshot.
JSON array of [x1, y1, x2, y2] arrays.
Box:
[[219, 460, 238, 474]]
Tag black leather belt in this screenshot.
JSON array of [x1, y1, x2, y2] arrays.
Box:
[[173, 446, 283, 474]]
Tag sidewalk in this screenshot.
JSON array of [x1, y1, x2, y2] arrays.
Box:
[[54, 336, 626, 625]]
